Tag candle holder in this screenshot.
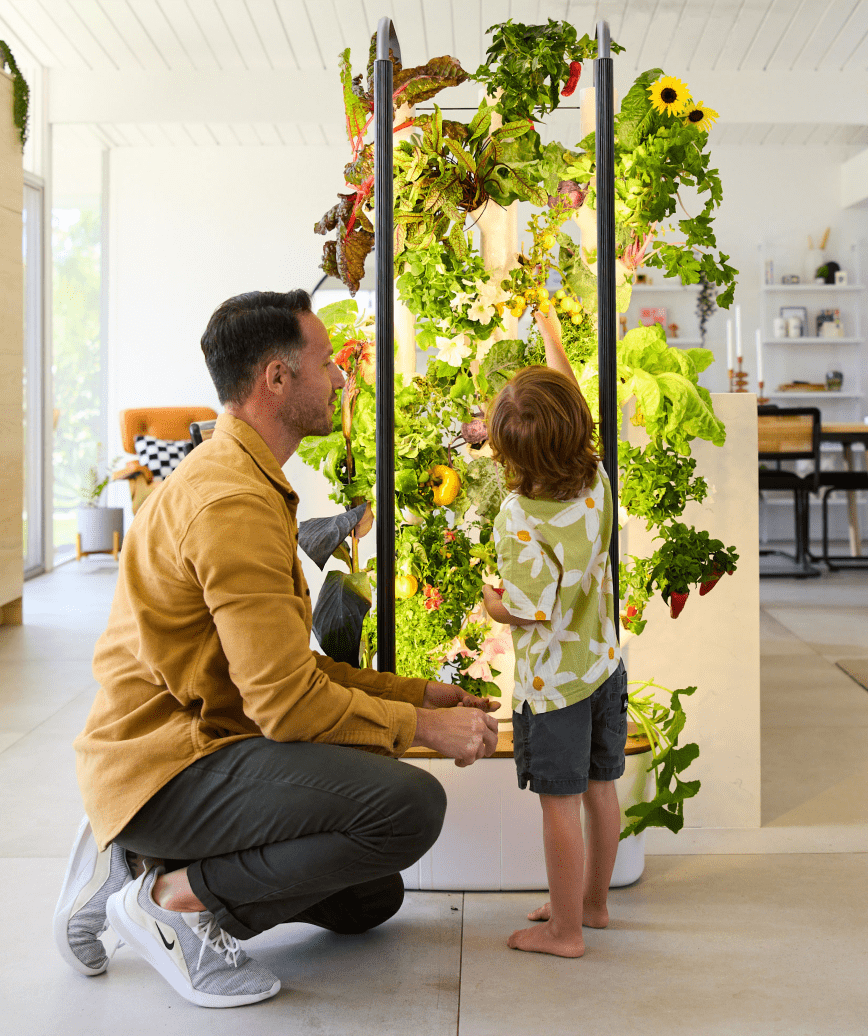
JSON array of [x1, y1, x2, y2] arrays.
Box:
[[730, 356, 750, 393], [757, 380, 769, 404]]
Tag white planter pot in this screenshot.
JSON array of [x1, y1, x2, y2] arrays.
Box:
[[77, 506, 124, 555], [401, 727, 654, 891]]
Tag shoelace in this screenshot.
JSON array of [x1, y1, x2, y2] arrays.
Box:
[[194, 913, 241, 971]]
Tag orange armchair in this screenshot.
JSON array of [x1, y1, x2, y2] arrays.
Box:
[[113, 406, 217, 514]]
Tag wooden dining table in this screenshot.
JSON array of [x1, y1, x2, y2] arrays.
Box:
[[819, 423, 868, 557]]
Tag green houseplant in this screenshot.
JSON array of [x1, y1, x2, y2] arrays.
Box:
[[76, 452, 124, 559], [305, 18, 741, 842]]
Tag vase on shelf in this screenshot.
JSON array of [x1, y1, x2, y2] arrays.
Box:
[[804, 249, 825, 283]]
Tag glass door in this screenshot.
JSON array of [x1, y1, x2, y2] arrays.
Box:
[[22, 178, 44, 578]]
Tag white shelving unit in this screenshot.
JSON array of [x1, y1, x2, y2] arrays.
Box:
[[759, 242, 866, 421], [624, 282, 704, 346]]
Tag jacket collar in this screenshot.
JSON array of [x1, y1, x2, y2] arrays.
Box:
[[213, 413, 299, 504]]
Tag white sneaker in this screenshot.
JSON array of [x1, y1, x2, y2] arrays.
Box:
[[53, 816, 133, 975], [106, 866, 280, 1008]]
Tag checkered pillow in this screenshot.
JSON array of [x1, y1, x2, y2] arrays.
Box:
[[133, 435, 193, 479]]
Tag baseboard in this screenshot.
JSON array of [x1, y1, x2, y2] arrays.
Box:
[[645, 824, 867, 854]]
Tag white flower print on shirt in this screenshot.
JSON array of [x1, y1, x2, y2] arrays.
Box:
[[583, 616, 620, 684], [581, 550, 609, 595]]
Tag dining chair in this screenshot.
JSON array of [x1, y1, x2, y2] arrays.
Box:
[[757, 405, 821, 578]]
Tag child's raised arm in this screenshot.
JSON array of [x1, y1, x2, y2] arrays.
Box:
[[534, 309, 579, 387]]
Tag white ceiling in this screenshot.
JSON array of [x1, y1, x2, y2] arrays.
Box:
[[1, 0, 866, 148]]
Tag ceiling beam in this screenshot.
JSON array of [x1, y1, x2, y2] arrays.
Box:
[[48, 69, 868, 127]]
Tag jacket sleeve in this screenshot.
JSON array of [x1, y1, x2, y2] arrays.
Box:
[[313, 654, 428, 706], [180, 492, 418, 755]]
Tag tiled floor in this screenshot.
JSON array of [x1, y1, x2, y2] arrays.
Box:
[[2, 558, 867, 1035]]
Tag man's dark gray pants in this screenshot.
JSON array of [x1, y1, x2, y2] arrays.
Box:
[[115, 738, 447, 940]]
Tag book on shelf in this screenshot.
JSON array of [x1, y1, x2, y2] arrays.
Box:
[[640, 307, 666, 326]]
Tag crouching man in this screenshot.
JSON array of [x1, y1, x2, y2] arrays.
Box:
[[54, 290, 498, 1008]]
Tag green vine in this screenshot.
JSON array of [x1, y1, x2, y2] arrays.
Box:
[[0, 40, 29, 149], [623, 680, 700, 838]]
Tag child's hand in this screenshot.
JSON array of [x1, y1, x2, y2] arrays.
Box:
[[534, 307, 562, 345]]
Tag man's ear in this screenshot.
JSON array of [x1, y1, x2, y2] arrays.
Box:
[[264, 357, 290, 395]]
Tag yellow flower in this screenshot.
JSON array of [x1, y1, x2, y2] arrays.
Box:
[[648, 75, 690, 116], [682, 99, 718, 133]]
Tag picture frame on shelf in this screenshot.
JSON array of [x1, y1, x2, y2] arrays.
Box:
[[780, 305, 807, 325], [816, 308, 839, 336], [781, 274, 800, 284], [835, 270, 848, 285]]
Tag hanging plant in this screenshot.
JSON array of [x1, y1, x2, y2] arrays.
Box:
[[695, 275, 717, 347], [0, 40, 29, 149]]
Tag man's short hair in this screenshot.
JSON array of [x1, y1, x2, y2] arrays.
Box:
[[200, 290, 313, 406]]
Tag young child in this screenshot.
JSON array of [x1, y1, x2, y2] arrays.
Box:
[[482, 310, 626, 959]]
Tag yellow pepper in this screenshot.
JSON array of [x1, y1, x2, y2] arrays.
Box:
[[430, 465, 461, 507]]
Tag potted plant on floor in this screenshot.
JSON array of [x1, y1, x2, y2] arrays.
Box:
[[76, 451, 123, 560]]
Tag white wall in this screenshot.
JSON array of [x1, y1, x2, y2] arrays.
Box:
[[107, 143, 353, 595]]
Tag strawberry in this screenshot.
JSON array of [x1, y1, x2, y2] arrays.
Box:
[[669, 591, 689, 619], [699, 570, 723, 596]]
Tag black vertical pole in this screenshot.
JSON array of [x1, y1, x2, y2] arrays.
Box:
[[595, 21, 619, 635], [374, 17, 399, 673]]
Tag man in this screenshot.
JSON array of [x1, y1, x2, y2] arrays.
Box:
[[54, 290, 499, 1009]]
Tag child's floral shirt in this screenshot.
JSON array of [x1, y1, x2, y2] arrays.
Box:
[[493, 467, 620, 714]]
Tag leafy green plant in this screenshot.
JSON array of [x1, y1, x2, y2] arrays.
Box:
[[563, 68, 737, 307], [617, 324, 723, 453], [472, 19, 623, 120], [619, 440, 708, 529], [78, 452, 121, 507], [651, 522, 738, 600], [623, 680, 700, 838]]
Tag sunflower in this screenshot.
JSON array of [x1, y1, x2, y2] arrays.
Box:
[[648, 75, 691, 116], [682, 99, 719, 133]]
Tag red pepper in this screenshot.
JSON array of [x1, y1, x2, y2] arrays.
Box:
[[669, 591, 689, 619], [622, 604, 638, 629], [561, 61, 582, 97]]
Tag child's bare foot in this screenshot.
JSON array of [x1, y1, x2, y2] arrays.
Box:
[[527, 901, 551, 921], [508, 920, 584, 957], [582, 904, 609, 929], [527, 901, 609, 928]]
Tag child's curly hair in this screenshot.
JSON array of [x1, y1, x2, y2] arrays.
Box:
[[487, 366, 599, 501]]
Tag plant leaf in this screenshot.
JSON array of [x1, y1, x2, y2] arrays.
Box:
[[298, 503, 368, 569], [311, 569, 372, 666]]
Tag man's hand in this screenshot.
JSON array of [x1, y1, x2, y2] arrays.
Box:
[[412, 705, 500, 767], [423, 680, 500, 713]]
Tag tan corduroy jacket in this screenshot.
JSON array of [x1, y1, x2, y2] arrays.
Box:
[[75, 414, 427, 851]]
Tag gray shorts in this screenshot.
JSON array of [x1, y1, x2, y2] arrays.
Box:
[[512, 661, 628, 796]]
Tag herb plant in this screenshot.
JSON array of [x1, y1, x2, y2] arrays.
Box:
[[472, 19, 623, 120]]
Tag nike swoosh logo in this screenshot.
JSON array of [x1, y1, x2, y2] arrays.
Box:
[[155, 922, 175, 951]]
